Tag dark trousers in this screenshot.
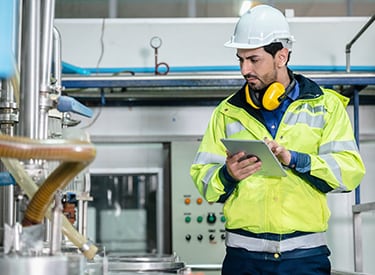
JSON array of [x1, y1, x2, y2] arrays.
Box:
[[222, 247, 331, 275]]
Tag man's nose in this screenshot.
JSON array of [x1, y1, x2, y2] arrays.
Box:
[[240, 60, 253, 76]]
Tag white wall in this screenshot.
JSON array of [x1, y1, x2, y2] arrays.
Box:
[[55, 17, 375, 71]]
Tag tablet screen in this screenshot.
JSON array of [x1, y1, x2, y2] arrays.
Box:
[[221, 138, 287, 177]]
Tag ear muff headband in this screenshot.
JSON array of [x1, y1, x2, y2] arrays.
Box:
[[245, 78, 296, 111]]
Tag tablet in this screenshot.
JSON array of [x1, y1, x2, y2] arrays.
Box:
[[221, 138, 287, 177]]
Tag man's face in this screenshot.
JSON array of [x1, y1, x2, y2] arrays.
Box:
[[236, 47, 277, 92]]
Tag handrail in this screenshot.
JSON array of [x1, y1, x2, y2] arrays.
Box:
[[346, 15, 375, 72]]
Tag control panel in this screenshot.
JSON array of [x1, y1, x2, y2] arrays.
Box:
[[171, 141, 226, 268]]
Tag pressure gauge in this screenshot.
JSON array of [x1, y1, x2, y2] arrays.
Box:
[[150, 36, 162, 49]]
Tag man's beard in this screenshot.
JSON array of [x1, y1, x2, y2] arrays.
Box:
[[248, 82, 268, 94], [244, 72, 277, 94], [246, 80, 269, 96], [244, 74, 267, 93]]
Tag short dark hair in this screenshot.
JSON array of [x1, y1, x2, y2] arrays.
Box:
[[264, 42, 291, 64]]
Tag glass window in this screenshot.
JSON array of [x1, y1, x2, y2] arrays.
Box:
[[89, 173, 160, 254]]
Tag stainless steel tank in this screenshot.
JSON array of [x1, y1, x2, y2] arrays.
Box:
[[107, 253, 186, 274], [0, 254, 85, 275]]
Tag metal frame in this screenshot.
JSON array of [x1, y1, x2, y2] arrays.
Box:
[[88, 167, 165, 255], [62, 72, 375, 89], [352, 202, 375, 272]]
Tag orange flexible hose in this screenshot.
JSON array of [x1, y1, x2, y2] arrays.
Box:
[[0, 134, 96, 162], [22, 161, 88, 225], [0, 134, 97, 258], [1, 157, 98, 259]]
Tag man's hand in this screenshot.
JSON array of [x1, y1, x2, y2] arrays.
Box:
[[225, 151, 262, 181], [264, 137, 291, 166]]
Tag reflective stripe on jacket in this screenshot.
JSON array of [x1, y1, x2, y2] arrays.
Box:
[[190, 74, 365, 236], [226, 230, 327, 253]]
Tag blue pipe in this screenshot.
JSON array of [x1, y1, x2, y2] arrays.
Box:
[[0, 0, 16, 78], [62, 62, 375, 76]]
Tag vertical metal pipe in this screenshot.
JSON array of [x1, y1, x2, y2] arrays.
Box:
[[39, 0, 55, 140], [187, 0, 197, 17], [13, 0, 22, 72], [0, 82, 16, 245], [353, 89, 360, 205], [78, 173, 93, 237], [39, 0, 54, 94], [0, 0, 21, 246], [108, 0, 118, 18], [53, 27, 63, 97], [346, 0, 352, 16], [18, 0, 40, 139], [353, 210, 363, 272], [50, 191, 63, 255]]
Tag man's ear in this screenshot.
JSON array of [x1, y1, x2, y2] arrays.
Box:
[[276, 48, 289, 67]]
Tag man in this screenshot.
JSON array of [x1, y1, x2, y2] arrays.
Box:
[[190, 4, 365, 275]]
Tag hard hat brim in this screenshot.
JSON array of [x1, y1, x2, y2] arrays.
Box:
[[224, 41, 264, 49]]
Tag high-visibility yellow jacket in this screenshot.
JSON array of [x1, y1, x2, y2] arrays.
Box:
[[190, 74, 365, 235]]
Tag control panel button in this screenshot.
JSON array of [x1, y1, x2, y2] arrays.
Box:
[[185, 234, 191, 241], [197, 234, 203, 241], [207, 212, 217, 224], [197, 216, 203, 223], [196, 197, 203, 205], [185, 216, 191, 223], [184, 198, 191, 205]]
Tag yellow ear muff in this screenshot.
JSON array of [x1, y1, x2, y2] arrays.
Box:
[[262, 82, 286, 111], [245, 84, 261, 109], [245, 78, 295, 111]]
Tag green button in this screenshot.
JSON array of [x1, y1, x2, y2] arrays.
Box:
[[207, 213, 216, 224], [197, 216, 203, 223], [221, 216, 226, 222], [185, 216, 191, 223]]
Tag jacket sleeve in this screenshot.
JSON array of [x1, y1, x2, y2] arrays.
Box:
[[190, 104, 237, 202], [307, 90, 365, 193], [286, 150, 332, 193]]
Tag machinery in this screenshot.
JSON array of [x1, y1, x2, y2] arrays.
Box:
[[0, 0, 374, 274], [0, 0, 187, 274]]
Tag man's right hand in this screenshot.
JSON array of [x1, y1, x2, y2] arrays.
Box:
[[225, 151, 262, 181]]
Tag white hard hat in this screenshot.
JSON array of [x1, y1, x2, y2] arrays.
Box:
[[224, 5, 295, 50]]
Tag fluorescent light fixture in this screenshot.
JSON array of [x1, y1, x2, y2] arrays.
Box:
[[239, 1, 261, 16], [239, 0, 252, 16]]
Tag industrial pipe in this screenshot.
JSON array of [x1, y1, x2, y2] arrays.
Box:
[[345, 14, 375, 73], [19, 0, 40, 139]]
